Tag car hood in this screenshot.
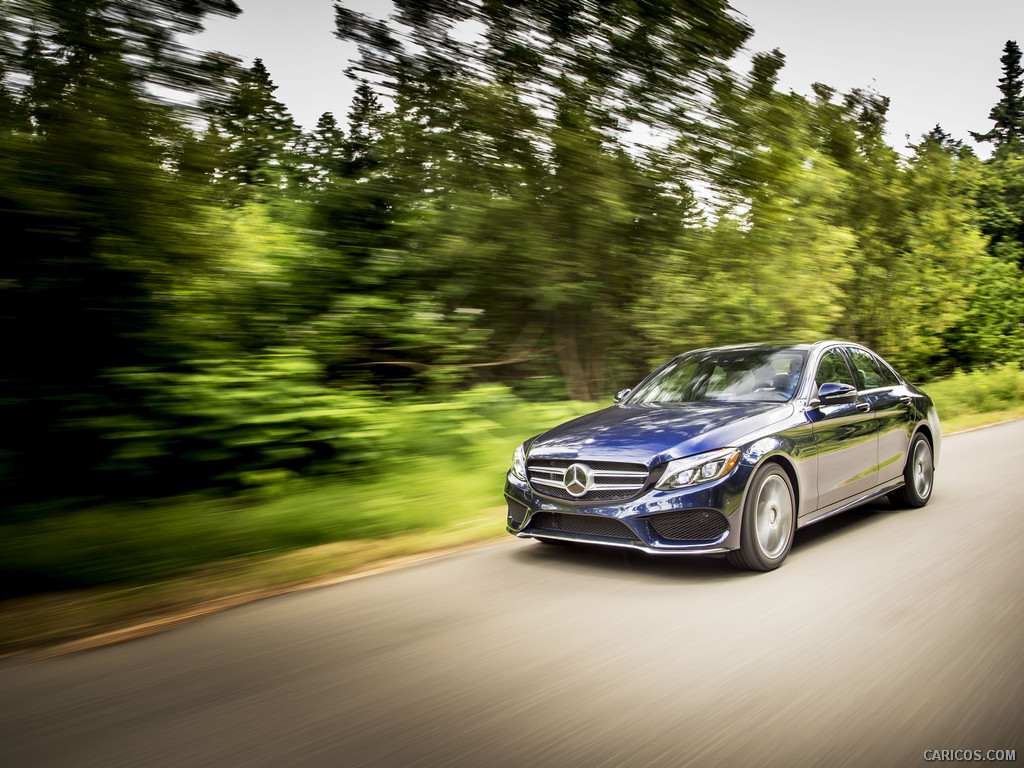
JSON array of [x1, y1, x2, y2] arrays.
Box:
[[528, 401, 794, 467]]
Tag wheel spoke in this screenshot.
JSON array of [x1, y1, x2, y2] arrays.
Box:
[[913, 441, 933, 498], [754, 473, 793, 559]]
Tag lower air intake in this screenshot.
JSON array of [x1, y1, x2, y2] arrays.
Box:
[[527, 512, 638, 541], [507, 499, 528, 527], [646, 509, 729, 542]]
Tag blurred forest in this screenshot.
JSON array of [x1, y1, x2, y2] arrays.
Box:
[[2, 0, 1023, 512]]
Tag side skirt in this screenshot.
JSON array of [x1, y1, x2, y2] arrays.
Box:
[[797, 479, 905, 529]]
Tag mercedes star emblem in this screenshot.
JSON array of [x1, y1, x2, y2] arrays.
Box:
[[563, 463, 593, 497]]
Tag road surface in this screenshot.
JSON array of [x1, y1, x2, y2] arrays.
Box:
[[1, 421, 1023, 767]]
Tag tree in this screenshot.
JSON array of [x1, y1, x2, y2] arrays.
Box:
[[971, 42, 1024, 269], [303, 112, 347, 191], [329, 0, 753, 398], [0, 0, 239, 504], [971, 40, 1024, 153], [345, 81, 386, 177], [213, 58, 302, 204], [641, 58, 855, 360], [335, 0, 751, 137]]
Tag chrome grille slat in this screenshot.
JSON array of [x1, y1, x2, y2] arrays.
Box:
[[526, 458, 651, 502]]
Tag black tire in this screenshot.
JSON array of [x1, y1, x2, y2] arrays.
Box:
[[727, 463, 796, 572], [888, 432, 933, 508]]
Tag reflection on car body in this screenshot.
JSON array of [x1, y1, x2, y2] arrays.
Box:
[[505, 341, 940, 570]]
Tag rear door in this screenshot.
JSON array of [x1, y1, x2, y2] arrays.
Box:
[[807, 347, 880, 513], [845, 346, 914, 486]]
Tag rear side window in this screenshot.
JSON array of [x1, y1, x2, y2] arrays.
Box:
[[873, 354, 902, 386], [815, 349, 856, 389], [846, 347, 887, 390]]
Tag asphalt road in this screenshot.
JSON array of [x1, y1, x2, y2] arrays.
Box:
[[2, 421, 1023, 768]]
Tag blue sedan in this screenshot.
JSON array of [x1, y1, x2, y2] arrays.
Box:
[[505, 341, 940, 570]]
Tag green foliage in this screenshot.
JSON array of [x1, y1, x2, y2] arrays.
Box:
[[945, 255, 1024, 367], [0, 0, 242, 505], [925, 364, 1024, 419], [0, 393, 593, 593], [974, 153, 1024, 263]]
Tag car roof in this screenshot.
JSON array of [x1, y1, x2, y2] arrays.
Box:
[[682, 340, 873, 356], [681, 342, 814, 355]]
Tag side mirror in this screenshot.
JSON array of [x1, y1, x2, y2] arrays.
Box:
[[816, 382, 857, 405], [614, 388, 632, 403]]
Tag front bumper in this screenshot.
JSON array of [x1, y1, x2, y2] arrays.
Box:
[[504, 466, 751, 554]]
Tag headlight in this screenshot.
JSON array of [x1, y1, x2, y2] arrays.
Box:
[[655, 448, 740, 490], [510, 443, 528, 480]]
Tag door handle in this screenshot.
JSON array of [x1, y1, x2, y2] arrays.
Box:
[[899, 394, 912, 404], [856, 401, 871, 412]]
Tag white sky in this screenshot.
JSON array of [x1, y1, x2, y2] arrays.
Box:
[[195, 0, 1024, 153]]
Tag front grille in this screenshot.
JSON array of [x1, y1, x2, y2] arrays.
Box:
[[525, 512, 639, 541], [527, 458, 649, 502], [507, 498, 528, 527], [645, 509, 729, 543]]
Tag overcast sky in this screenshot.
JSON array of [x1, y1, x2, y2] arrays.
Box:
[[195, 0, 1024, 153]]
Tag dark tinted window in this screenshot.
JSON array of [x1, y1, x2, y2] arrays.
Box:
[[846, 347, 887, 390], [873, 354, 902, 386], [815, 348, 856, 389]]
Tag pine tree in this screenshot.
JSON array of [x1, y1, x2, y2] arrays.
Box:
[[215, 58, 301, 204], [971, 42, 1024, 267], [971, 40, 1024, 152], [304, 111, 347, 190], [925, 124, 963, 151], [345, 81, 385, 178]]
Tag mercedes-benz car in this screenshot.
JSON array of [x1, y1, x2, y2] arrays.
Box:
[[504, 341, 940, 570]]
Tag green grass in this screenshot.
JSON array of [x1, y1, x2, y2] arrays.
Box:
[[920, 364, 1024, 432], [0, 397, 595, 595]]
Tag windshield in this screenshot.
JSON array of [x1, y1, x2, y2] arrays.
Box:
[[628, 348, 807, 404]]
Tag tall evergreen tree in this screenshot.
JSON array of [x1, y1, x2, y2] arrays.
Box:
[[345, 81, 386, 177], [304, 111, 347, 191], [214, 58, 301, 204], [971, 40, 1024, 153], [971, 42, 1024, 268]]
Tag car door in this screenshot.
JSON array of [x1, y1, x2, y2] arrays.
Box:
[[806, 347, 880, 514], [845, 346, 914, 486]]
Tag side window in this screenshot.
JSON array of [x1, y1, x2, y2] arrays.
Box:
[[846, 347, 886, 390], [873, 354, 902, 387], [814, 349, 856, 389]]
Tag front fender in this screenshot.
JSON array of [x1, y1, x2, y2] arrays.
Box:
[[738, 433, 817, 518]]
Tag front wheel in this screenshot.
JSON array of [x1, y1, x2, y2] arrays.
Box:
[[727, 463, 796, 571], [888, 433, 933, 508]]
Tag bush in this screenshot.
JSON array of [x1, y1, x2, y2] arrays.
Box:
[[925, 364, 1024, 420]]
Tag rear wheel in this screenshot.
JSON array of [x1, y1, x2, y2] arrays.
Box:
[[888, 433, 933, 508], [727, 463, 796, 571]]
